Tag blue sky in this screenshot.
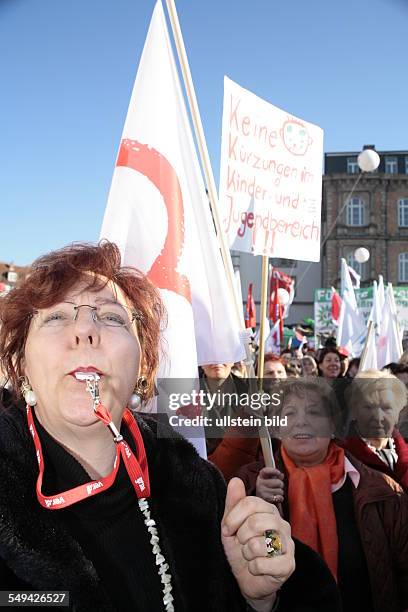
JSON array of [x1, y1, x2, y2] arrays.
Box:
[[1, 0, 407, 265]]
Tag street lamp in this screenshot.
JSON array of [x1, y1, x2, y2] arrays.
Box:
[[354, 247, 370, 264], [357, 149, 380, 173]]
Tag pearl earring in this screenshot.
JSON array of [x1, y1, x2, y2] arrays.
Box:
[[129, 376, 148, 411], [20, 377, 37, 407]]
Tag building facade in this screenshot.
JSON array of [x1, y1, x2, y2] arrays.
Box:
[[323, 147, 408, 288], [234, 251, 320, 327], [236, 147, 408, 327], [0, 263, 30, 294]]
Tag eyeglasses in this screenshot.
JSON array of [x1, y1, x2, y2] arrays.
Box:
[[33, 301, 141, 329]]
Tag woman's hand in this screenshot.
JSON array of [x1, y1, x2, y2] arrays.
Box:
[[256, 468, 285, 504], [221, 478, 295, 609]]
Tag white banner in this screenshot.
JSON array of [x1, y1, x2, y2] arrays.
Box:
[[219, 77, 323, 261]]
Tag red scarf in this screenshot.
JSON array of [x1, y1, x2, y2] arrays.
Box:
[[281, 442, 345, 580]]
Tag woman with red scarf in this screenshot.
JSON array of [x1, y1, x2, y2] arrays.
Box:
[[236, 379, 408, 612]]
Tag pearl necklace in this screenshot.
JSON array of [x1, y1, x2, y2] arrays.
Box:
[[139, 498, 175, 612]]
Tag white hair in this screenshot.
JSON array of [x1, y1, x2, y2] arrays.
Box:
[[351, 369, 407, 412]]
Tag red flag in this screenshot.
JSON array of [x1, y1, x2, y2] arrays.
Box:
[[331, 287, 342, 325], [245, 283, 256, 328], [269, 276, 279, 322], [269, 275, 284, 342], [269, 268, 294, 320]]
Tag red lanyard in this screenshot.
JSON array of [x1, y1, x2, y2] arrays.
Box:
[[27, 405, 151, 510]]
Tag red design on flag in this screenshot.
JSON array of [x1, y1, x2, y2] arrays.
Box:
[[331, 289, 342, 324], [245, 283, 256, 328], [100, 0, 244, 458], [269, 268, 292, 342], [269, 277, 284, 341], [268, 319, 281, 355], [268, 268, 294, 320], [377, 335, 387, 349], [117, 139, 191, 303], [100, 0, 244, 374]]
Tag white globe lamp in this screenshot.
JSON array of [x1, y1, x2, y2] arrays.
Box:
[[277, 288, 290, 306], [358, 149, 380, 173], [354, 247, 370, 264]]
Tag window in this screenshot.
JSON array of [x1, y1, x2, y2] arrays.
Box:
[[346, 252, 364, 279], [398, 199, 408, 227], [346, 197, 365, 226], [405, 157, 408, 174], [385, 156, 398, 174], [347, 157, 359, 174], [7, 271, 18, 283], [231, 250, 241, 268], [399, 253, 408, 282]]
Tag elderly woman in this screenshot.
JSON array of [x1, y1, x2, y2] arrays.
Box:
[[300, 356, 317, 377], [0, 241, 344, 612], [380, 362, 408, 441], [236, 379, 408, 612], [342, 370, 408, 491]]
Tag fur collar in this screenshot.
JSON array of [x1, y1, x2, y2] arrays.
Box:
[[0, 404, 219, 611]]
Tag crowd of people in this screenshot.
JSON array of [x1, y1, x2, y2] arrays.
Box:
[[0, 240, 407, 611], [198, 337, 408, 611]]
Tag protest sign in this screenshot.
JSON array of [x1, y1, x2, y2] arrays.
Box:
[[314, 289, 336, 336], [219, 77, 324, 261], [314, 286, 408, 341]]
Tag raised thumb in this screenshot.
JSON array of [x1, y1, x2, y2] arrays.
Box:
[[223, 477, 246, 520]]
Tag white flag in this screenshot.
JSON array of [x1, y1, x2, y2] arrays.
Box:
[[337, 289, 366, 357], [340, 258, 357, 307], [265, 320, 281, 355], [255, 317, 271, 347], [377, 275, 385, 312], [347, 265, 361, 289], [100, 1, 244, 381], [234, 269, 243, 315], [377, 285, 403, 369], [359, 322, 378, 371], [368, 280, 382, 337]]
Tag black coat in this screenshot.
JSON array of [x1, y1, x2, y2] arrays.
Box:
[[0, 404, 340, 612]]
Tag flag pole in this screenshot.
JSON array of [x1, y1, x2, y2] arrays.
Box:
[[358, 320, 374, 372], [164, 0, 244, 332], [164, 0, 273, 464], [257, 255, 275, 467], [258, 256, 269, 379], [388, 282, 403, 349]]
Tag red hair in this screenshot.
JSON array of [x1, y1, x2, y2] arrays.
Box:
[[0, 241, 166, 399], [264, 353, 285, 365]]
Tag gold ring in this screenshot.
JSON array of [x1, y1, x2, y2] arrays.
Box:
[[265, 529, 283, 557]]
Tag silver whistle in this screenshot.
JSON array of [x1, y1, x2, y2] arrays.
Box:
[[82, 373, 101, 407]]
